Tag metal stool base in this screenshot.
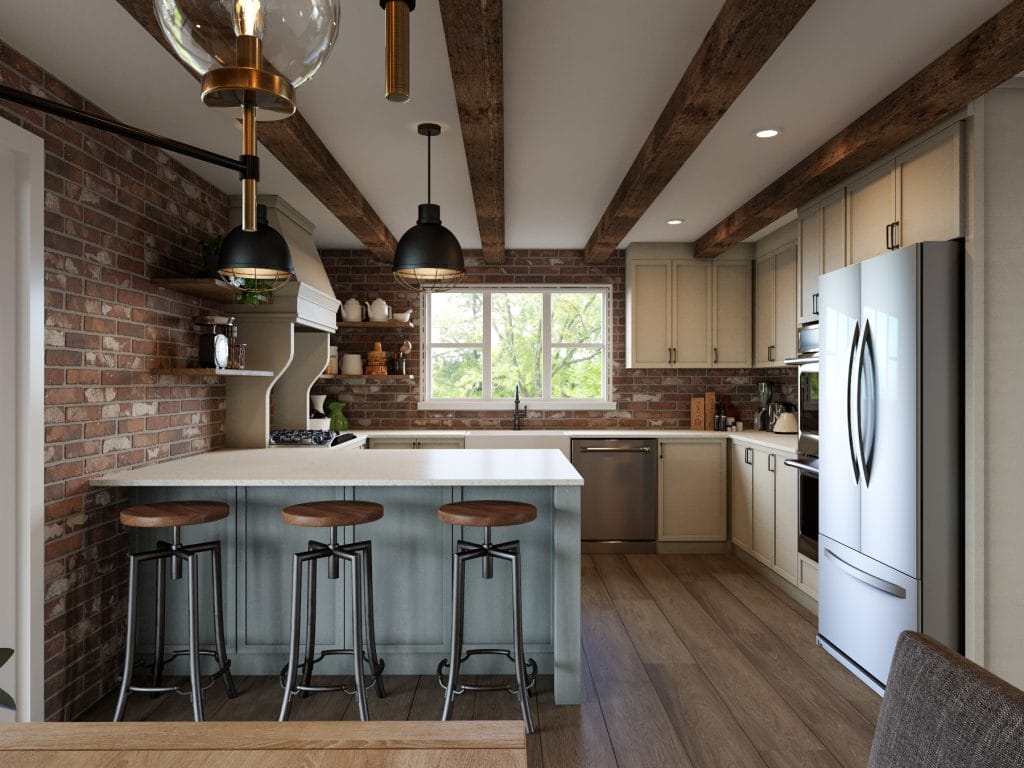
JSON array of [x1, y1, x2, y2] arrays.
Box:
[[279, 533, 386, 722], [440, 533, 536, 734], [114, 533, 237, 722]]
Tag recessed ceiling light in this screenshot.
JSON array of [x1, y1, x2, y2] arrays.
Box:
[[667, 218, 684, 225], [755, 128, 780, 139]]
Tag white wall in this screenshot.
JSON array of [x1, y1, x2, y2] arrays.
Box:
[[970, 82, 1024, 685]]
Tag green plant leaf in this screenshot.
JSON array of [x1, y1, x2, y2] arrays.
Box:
[[0, 688, 15, 712], [0, 648, 12, 668]]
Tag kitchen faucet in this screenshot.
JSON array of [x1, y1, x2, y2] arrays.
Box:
[[512, 384, 527, 431]]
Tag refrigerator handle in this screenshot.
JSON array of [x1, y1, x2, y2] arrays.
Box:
[[846, 321, 862, 484], [858, 319, 877, 486], [824, 548, 907, 599]]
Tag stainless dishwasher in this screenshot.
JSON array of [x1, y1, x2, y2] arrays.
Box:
[[571, 438, 658, 553]]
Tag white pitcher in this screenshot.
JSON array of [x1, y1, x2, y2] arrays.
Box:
[[341, 298, 363, 322], [365, 298, 391, 322]]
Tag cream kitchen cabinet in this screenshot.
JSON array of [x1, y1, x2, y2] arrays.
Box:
[[847, 121, 963, 265], [626, 244, 751, 368], [366, 436, 465, 449], [798, 189, 846, 324], [754, 241, 797, 366], [731, 441, 799, 583], [658, 439, 727, 541]]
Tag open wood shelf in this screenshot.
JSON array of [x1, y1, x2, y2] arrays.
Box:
[[338, 320, 415, 329], [151, 277, 240, 303], [150, 367, 275, 377], [318, 374, 415, 381]]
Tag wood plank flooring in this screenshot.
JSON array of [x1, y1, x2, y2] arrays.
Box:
[[79, 554, 879, 768]]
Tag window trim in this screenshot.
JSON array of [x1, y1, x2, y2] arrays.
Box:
[[419, 285, 615, 411]]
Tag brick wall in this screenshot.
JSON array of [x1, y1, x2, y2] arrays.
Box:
[[317, 250, 796, 429], [1, 40, 230, 721]]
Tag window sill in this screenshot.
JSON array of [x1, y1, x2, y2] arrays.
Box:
[[418, 400, 617, 412]]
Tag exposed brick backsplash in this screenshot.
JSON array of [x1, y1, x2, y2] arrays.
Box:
[[2, 40, 230, 721], [317, 250, 796, 430]]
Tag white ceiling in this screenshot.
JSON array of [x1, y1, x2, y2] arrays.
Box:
[[0, 0, 1011, 251]]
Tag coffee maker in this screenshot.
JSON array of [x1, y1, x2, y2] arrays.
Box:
[[754, 381, 774, 431]]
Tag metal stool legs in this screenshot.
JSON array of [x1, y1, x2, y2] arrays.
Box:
[[113, 533, 236, 722], [439, 530, 537, 733], [279, 531, 385, 722]]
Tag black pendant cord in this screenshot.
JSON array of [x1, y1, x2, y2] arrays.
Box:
[[426, 130, 432, 205], [0, 83, 251, 177]]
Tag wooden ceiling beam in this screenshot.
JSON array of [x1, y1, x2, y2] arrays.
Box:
[[695, 0, 1024, 258], [439, 0, 505, 264], [114, 0, 396, 262], [582, 0, 814, 264]]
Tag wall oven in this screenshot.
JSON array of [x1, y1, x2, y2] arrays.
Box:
[[785, 324, 820, 561]]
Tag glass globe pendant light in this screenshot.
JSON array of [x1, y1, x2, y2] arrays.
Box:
[[393, 123, 466, 292], [154, 0, 341, 289]]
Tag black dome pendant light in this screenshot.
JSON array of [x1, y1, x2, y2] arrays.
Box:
[[393, 122, 466, 292]]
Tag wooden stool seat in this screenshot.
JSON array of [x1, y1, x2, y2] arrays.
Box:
[[437, 500, 537, 528], [120, 501, 229, 529], [282, 501, 385, 528]]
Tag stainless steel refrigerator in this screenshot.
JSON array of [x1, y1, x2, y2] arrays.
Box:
[[817, 241, 963, 694]]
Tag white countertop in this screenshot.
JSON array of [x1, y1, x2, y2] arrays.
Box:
[[359, 428, 799, 453], [93, 447, 583, 487]]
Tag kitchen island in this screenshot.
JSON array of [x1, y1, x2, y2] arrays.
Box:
[[94, 448, 583, 705]]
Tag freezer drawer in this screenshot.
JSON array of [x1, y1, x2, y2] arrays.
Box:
[[818, 534, 919, 689]]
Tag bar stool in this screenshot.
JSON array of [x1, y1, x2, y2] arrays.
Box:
[[278, 500, 386, 722], [114, 501, 237, 722], [437, 500, 538, 733]]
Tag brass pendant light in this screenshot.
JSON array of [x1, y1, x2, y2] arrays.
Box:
[[393, 123, 466, 292], [382, 0, 415, 102]]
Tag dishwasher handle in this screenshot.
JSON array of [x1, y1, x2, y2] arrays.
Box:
[[580, 446, 651, 453]]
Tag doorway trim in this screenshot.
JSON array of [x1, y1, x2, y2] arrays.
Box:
[[0, 115, 45, 721]]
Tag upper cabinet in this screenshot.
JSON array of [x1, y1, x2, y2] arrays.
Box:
[[847, 121, 963, 264], [798, 189, 845, 324], [753, 233, 797, 367], [626, 243, 751, 369]]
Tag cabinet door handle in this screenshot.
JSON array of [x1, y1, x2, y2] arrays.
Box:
[[768, 345, 775, 362], [884, 223, 891, 250], [672, 347, 677, 365], [745, 447, 752, 465], [892, 220, 900, 249], [812, 293, 819, 315], [713, 347, 719, 364], [768, 453, 776, 472]]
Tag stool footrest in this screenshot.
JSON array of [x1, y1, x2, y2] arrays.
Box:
[[278, 650, 385, 698], [126, 650, 233, 698], [436, 649, 537, 696]]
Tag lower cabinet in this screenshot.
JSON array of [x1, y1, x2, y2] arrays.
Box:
[[731, 441, 800, 588], [366, 437, 465, 449], [658, 439, 727, 541]]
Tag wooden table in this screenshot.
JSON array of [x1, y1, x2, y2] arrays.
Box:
[[0, 721, 527, 767]]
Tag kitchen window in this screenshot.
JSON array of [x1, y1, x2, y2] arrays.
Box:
[[421, 286, 613, 410]]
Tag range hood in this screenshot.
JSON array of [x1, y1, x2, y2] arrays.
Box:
[[226, 194, 340, 332]]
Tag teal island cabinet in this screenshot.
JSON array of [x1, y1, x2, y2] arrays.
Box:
[[93, 448, 583, 705]]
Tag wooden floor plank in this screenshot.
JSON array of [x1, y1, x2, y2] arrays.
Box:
[[711, 568, 881, 724], [537, 651, 617, 768], [584, 556, 694, 767], [592, 554, 767, 768], [685, 577, 875, 768], [626, 555, 825, 755]]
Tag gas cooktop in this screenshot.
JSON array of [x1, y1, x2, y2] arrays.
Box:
[[268, 429, 357, 447]]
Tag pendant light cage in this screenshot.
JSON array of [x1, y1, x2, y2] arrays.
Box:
[[393, 123, 466, 292]]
